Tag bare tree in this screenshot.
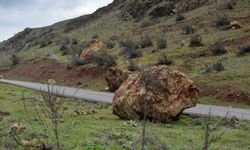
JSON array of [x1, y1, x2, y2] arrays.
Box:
[[202, 109, 228, 150], [38, 84, 65, 150], [140, 68, 161, 150]]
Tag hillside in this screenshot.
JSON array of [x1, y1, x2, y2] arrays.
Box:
[[0, 0, 250, 107]]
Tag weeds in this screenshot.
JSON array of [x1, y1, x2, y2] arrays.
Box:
[[216, 15, 230, 27], [182, 25, 195, 35], [140, 34, 153, 48], [10, 54, 20, 66], [156, 36, 167, 50], [210, 42, 227, 56], [189, 34, 203, 47], [237, 45, 250, 56], [156, 54, 173, 66], [92, 51, 117, 68]]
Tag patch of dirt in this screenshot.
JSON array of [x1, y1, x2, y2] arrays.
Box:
[[221, 34, 250, 48], [200, 86, 250, 105], [178, 50, 210, 59], [177, 50, 210, 72], [0, 111, 10, 117], [237, 15, 250, 25], [2, 58, 107, 86]]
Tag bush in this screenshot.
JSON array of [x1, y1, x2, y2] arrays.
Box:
[[119, 39, 137, 50], [156, 36, 167, 49], [182, 25, 195, 35], [224, 1, 236, 10], [106, 39, 115, 49], [92, 34, 99, 39], [60, 37, 84, 56], [213, 62, 225, 72], [176, 12, 185, 22], [92, 51, 116, 68], [149, 2, 175, 17], [140, 18, 153, 28], [237, 45, 250, 56], [216, 15, 230, 27], [203, 62, 225, 74], [210, 42, 227, 56], [224, 2, 233, 10], [189, 34, 203, 47], [127, 60, 140, 71], [156, 54, 173, 66], [140, 34, 153, 48], [129, 50, 142, 59], [10, 54, 20, 66]]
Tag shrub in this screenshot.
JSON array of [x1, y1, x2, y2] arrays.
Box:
[[10, 54, 20, 66], [39, 40, 52, 48], [92, 51, 116, 68], [106, 39, 115, 49], [127, 60, 140, 71], [176, 12, 185, 22], [189, 34, 203, 47], [119, 39, 137, 50], [129, 50, 142, 59], [182, 25, 195, 35], [210, 42, 227, 56], [216, 15, 230, 27], [140, 34, 153, 48], [224, 2, 233, 10], [237, 45, 250, 56], [224, 1, 236, 10], [156, 54, 173, 66], [156, 36, 167, 49], [140, 18, 153, 28], [213, 62, 225, 72], [149, 2, 175, 17], [92, 34, 99, 39]]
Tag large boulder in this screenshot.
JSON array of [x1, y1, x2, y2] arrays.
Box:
[[80, 39, 104, 63], [112, 65, 199, 122], [105, 67, 137, 92]]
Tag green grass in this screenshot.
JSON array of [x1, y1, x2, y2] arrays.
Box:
[[1, 84, 250, 150]]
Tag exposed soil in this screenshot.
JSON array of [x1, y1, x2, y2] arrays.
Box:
[[200, 86, 250, 105], [221, 34, 250, 48], [1, 58, 107, 86], [0, 111, 10, 117], [178, 50, 210, 59], [176, 50, 210, 72]]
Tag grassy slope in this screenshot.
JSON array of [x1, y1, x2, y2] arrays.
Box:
[[0, 84, 250, 150]]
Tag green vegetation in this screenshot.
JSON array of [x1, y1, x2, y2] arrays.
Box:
[[0, 84, 250, 149]]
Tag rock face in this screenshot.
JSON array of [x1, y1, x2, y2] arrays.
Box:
[[105, 68, 137, 92], [112, 65, 199, 122]]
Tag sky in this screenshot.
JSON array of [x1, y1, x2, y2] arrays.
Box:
[[0, 0, 113, 42]]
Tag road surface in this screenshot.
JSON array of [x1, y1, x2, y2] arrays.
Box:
[[1, 79, 250, 121]]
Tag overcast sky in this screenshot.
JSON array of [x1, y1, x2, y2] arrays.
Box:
[[0, 0, 113, 42]]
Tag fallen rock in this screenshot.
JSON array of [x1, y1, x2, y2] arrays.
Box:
[[112, 65, 199, 122], [80, 39, 104, 62], [105, 67, 137, 92], [229, 20, 242, 29]]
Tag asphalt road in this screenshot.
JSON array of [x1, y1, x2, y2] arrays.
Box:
[[1, 79, 250, 121]]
